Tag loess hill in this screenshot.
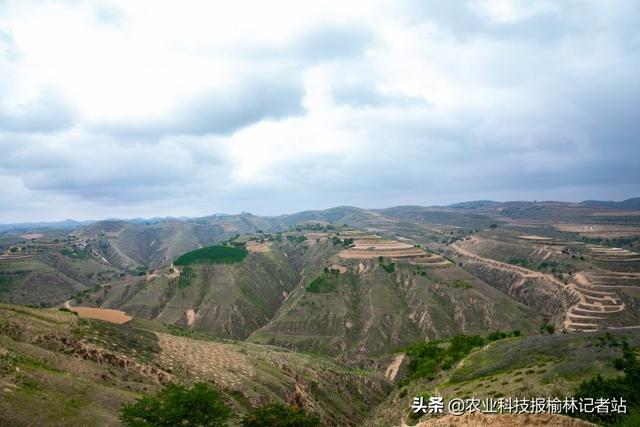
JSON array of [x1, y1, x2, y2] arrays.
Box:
[[1, 200, 640, 425]]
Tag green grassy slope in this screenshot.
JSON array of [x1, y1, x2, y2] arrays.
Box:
[[0, 304, 392, 427], [368, 330, 640, 426]]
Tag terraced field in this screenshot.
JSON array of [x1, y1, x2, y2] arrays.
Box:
[[367, 330, 640, 426], [448, 233, 640, 333], [338, 232, 451, 267], [447, 237, 571, 320], [587, 245, 640, 262]]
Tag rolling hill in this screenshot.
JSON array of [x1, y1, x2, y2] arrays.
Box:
[[0, 201, 639, 425]]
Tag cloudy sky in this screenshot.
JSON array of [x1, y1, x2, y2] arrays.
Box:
[[0, 0, 639, 222]]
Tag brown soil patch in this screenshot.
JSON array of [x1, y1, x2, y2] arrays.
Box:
[[339, 234, 427, 260], [246, 241, 271, 253], [165, 268, 181, 279], [385, 353, 405, 381], [20, 233, 44, 239], [304, 233, 328, 241], [0, 254, 33, 260], [185, 308, 196, 326], [518, 235, 552, 241], [340, 249, 426, 259], [65, 301, 131, 324], [554, 224, 640, 238], [352, 242, 415, 250]]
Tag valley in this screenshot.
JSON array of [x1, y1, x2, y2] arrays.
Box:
[[1, 199, 639, 425]]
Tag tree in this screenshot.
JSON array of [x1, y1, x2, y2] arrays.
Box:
[[241, 403, 321, 427], [120, 382, 230, 427]]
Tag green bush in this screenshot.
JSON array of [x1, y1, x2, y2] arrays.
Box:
[[174, 245, 247, 265], [120, 382, 230, 427], [378, 257, 395, 273], [286, 235, 307, 244], [571, 341, 639, 425], [306, 273, 338, 293], [178, 266, 195, 289], [540, 323, 555, 335], [508, 257, 530, 268], [487, 330, 508, 341], [241, 403, 321, 427], [403, 332, 517, 382], [61, 247, 90, 259], [449, 279, 471, 289]]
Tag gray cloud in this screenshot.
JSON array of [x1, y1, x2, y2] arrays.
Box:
[[332, 81, 432, 108], [0, 1, 638, 222], [294, 24, 373, 61], [0, 133, 229, 204], [405, 1, 582, 43], [93, 79, 306, 139], [0, 88, 76, 133]]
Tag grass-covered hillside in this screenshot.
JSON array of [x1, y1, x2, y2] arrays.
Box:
[[0, 234, 120, 307], [0, 303, 392, 427], [77, 244, 299, 340], [367, 330, 640, 426], [249, 253, 536, 359]]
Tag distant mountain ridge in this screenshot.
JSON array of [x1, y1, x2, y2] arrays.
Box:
[[2, 198, 639, 232], [0, 219, 94, 233], [447, 198, 640, 210], [580, 197, 640, 210]]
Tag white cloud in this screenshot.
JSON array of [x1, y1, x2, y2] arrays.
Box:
[[0, 0, 638, 222]]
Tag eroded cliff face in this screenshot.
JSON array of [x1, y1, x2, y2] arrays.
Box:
[[84, 247, 300, 340], [248, 258, 534, 359], [444, 241, 572, 324]]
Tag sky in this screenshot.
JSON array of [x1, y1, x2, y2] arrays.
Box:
[[0, 0, 639, 222]]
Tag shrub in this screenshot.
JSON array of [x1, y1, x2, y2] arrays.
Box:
[[381, 262, 395, 273], [540, 323, 555, 335], [306, 273, 338, 293], [119, 382, 230, 427], [487, 330, 508, 341], [378, 257, 395, 273], [450, 279, 471, 289], [404, 335, 484, 381], [403, 332, 517, 382], [178, 266, 195, 289], [508, 257, 530, 268], [571, 341, 639, 425], [241, 403, 321, 427]]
